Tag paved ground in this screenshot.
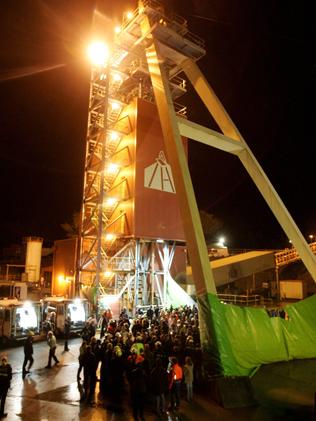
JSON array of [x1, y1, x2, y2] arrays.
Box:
[[0, 338, 314, 421]]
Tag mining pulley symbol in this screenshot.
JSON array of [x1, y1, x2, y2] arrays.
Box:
[[144, 151, 176, 194]]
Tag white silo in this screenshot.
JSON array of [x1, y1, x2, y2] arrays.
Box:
[[25, 236, 43, 282]]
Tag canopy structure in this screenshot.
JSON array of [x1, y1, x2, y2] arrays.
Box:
[[165, 276, 196, 308]]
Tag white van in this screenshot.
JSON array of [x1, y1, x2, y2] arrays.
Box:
[[42, 296, 90, 335], [0, 298, 41, 344]]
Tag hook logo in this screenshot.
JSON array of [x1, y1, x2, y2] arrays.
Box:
[[144, 151, 176, 193]]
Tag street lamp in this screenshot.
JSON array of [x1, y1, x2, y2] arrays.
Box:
[[309, 234, 315, 243]]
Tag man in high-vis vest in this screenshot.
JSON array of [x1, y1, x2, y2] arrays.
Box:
[[167, 356, 183, 411]]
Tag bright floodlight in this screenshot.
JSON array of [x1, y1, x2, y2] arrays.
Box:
[[104, 271, 113, 278], [218, 237, 225, 246], [87, 41, 109, 67], [107, 163, 119, 173], [110, 131, 120, 141], [126, 11, 133, 20], [111, 101, 120, 111], [105, 197, 118, 206], [112, 72, 122, 83], [105, 233, 116, 241]]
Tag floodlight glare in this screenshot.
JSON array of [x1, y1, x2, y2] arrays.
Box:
[[105, 233, 116, 241], [218, 237, 225, 246], [110, 132, 120, 141], [105, 197, 118, 206], [111, 101, 120, 111], [87, 41, 109, 67], [103, 271, 113, 278], [112, 72, 122, 83], [107, 163, 119, 173]]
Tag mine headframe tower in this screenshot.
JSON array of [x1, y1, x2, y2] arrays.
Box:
[[75, 0, 205, 314], [76, 0, 316, 333]]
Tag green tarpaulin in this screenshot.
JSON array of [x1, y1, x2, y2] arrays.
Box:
[[207, 293, 316, 376]]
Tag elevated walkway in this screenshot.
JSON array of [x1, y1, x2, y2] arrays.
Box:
[[275, 241, 316, 267], [186, 243, 316, 288], [187, 250, 276, 287]]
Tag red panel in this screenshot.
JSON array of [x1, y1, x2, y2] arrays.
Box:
[[134, 99, 185, 241], [52, 238, 77, 296]]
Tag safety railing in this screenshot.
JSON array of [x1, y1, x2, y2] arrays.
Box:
[[217, 293, 262, 306], [275, 242, 316, 267], [120, 0, 205, 50], [106, 257, 135, 272]]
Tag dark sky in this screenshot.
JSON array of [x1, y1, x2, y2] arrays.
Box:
[[0, 0, 312, 250]]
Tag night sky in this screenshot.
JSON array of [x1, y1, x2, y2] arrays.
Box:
[[0, 0, 312, 250]]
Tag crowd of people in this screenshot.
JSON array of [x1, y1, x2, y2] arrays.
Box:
[[0, 304, 204, 420], [78, 305, 203, 419]]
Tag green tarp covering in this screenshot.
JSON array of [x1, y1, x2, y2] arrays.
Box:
[[207, 293, 316, 377]]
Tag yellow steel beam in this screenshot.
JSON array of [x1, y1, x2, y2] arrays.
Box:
[[177, 117, 244, 155], [139, 12, 217, 296], [181, 58, 316, 283]]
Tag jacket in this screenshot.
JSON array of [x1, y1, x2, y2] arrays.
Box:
[[0, 363, 12, 389], [24, 337, 33, 356], [47, 334, 57, 349]]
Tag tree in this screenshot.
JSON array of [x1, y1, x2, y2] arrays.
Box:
[[60, 211, 80, 238], [199, 210, 223, 244]]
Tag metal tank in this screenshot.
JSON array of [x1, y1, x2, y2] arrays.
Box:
[[24, 236, 43, 282]]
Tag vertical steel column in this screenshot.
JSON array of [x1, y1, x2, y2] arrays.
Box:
[[134, 239, 141, 314], [95, 66, 110, 319], [151, 245, 155, 306], [163, 242, 168, 306]]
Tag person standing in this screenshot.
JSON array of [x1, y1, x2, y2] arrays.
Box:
[[130, 363, 147, 421], [77, 340, 87, 381], [81, 345, 97, 405], [183, 356, 194, 402], [45, 331, 59, 368], [64, 316, 71, 352], [150, 357, 168, 416], [0, 356, 12, 418], [146, 306, 154, 323], [22, 331, 34, 378], [100, 310, 108, 339], [168, 356, 183, 411]]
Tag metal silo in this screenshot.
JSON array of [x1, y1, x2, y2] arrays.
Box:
[[24, 236, 43, 282]]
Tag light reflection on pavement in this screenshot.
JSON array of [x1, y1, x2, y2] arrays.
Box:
[[0, 337, 289, 421]]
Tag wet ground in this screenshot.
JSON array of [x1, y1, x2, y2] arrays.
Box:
[[1, 338, 315, 421]]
